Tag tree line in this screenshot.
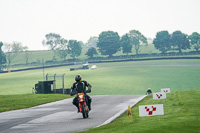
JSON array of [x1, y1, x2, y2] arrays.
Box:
[[41, 30, 148, 60], [153, 31, 200, 53], [42, 30, 200, 59], [0, 29, 200, 70]]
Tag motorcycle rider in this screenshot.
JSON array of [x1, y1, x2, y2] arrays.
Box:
[[70, 74, 92, 112]]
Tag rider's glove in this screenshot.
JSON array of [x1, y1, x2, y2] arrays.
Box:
[[70, 89, 76, 96], [85, 89, 91, 93]]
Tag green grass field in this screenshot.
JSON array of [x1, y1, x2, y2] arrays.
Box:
[[80, 89, 200, 133], [0, 59, 200, 95]]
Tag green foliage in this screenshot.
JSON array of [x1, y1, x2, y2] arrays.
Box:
[[82, 89, 200, 133], [128, 30, 147, 55], [97, 31, 120, 57], [85, 47, 98, 58], [42, 33, 61, 50], [0, 42, 6, 65], [189, 32, 200, 51], [171, 31, 190, 53], [86, 36, 98, 48], [67, 40, 82, 59], [120, 34, 132, 55], [153, 31, 171, 53]]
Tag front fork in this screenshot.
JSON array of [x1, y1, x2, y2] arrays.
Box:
[[79, 102, 87, 112]]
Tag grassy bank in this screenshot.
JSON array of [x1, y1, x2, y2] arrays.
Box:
[[0, 94, 73, 112], [80, 89, 200, 133]]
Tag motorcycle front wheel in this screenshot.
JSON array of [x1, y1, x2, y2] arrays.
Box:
[[81, 104, 89, 118]]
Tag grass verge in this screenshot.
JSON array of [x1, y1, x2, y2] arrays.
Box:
[[80, 89, 200, 133], [0, 94, 73, 112]]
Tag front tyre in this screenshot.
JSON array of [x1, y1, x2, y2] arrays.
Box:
[[81, 104, 89, 118]]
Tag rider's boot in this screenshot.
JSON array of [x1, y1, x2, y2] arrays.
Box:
[[88, 104, 91, 111], [75, 104, 80, 113], [77, 107, 80, 113]]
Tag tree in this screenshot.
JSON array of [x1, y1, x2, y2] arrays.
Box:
[[85, 47, 98, 58], [120, 34, 132, 55], [42, 33, 61, 50], [56, 38, 68, 61], [79, 41, 85, 49], [97, 31, 120, 57], [171, 31, 190, 53], [189, 32, 200, 51], [85, 36, 98, 48], [153, 31, 171, 53], [42, 33, 62, 61], [4, 42, 24, 68], [0, 42, 6, 70], [128, 30, 147, 55], [67, 40, 82, 60]]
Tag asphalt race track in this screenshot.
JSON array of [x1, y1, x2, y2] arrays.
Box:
[[0, 95, 146, 133]]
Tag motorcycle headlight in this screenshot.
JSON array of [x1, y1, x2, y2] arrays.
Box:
[[79, 95, 83, 99]]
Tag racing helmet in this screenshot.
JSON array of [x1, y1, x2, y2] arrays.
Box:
[[75, 74, 82, 82]]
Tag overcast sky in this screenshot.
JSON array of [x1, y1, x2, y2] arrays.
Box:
[[0, 0, 200, 50]]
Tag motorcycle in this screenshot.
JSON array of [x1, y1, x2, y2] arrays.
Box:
[[78, 92, 89, 118]]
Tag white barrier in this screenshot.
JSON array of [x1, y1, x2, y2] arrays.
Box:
[[139, 104, 164, 117], [153, 92, 166, 99]]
